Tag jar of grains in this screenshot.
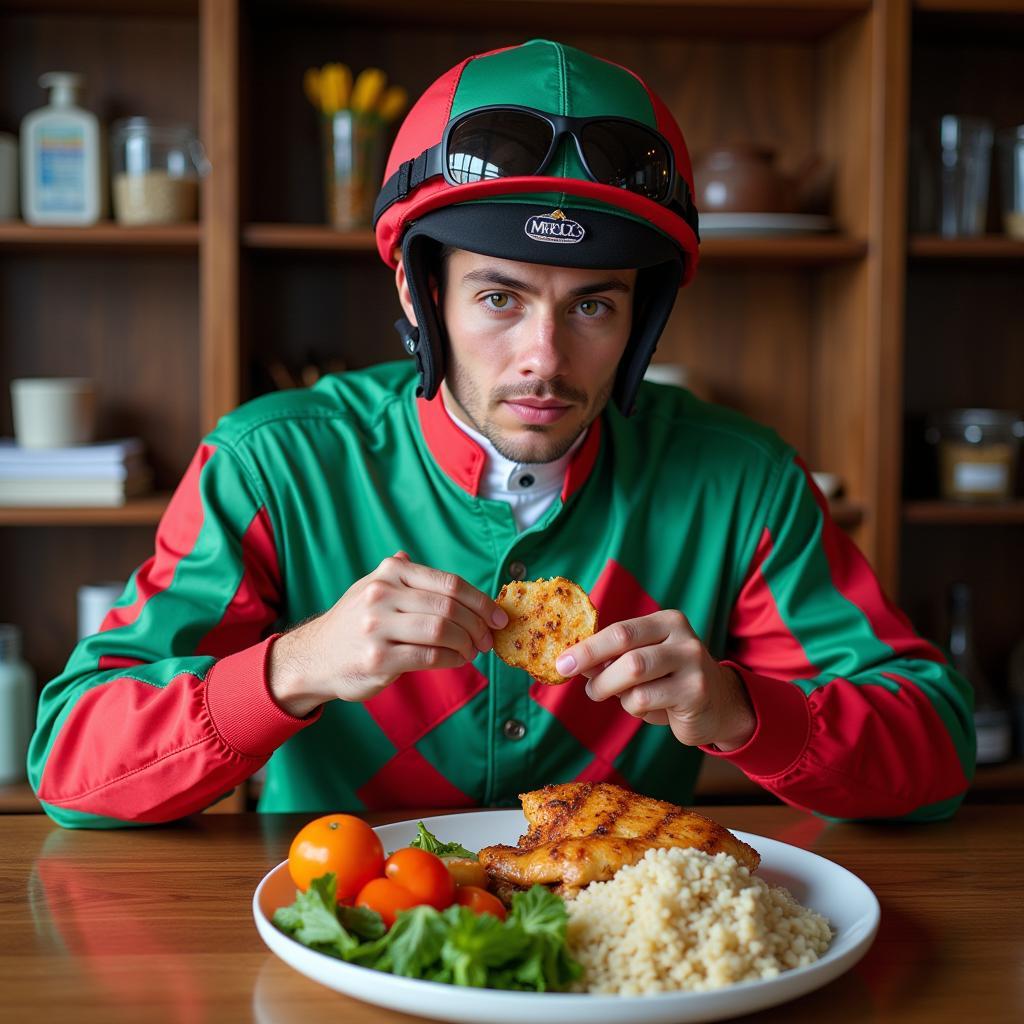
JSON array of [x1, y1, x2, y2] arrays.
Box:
[[110, 118, 209, 225], [926, 408, 1024, 502]]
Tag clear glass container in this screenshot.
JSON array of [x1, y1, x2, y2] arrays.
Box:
[[926, 409, 1024, 502], [110, 118, 209, 225], [0, 623, 35, 784], [998, 125, 1024, 240]]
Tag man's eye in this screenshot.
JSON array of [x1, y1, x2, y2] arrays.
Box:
[[484, 293, 511, 310], [578, 299, 608, 317]]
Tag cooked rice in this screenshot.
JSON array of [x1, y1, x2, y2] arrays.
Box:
[[565, 846, 832, 995]]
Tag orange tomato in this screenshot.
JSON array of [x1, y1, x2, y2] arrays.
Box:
[[383, 847, 456, 910], [454, 885, 507, 921], [356, 876, 420, 928], [287, 813, 384, 901]]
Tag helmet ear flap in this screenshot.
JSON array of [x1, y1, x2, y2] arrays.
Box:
[[397, 231, 448, 399], [612, 260, 684, 415]]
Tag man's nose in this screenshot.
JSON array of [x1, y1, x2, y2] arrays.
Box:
[[518, 311, 569, 379]]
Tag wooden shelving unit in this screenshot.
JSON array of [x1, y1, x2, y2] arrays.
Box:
[[908, 235, 1024, 259], [0, 222, 200, 252], [898, 0, 1024, 731], [0, 494, 171, 527], [2, 0, 1022, 809], [904, 501, 1024, 525]]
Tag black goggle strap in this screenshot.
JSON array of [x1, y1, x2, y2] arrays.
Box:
[[373, 138, 701, 243]]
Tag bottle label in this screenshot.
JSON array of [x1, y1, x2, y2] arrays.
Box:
[[37, 128, 87, 212], [954, 461, 1008, 495]]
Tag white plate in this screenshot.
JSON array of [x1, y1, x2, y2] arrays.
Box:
[[699, 213, 834, 236], [253, 810, 879, 1024]]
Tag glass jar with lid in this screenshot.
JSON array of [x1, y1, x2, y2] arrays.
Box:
[[926, 408, 1024, 501], [110, 118, 210, 225]]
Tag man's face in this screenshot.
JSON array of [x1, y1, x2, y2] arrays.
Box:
[[427, 249, 637, 464]]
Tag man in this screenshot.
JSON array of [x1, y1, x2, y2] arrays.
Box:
[[28, 39, 974, 828]]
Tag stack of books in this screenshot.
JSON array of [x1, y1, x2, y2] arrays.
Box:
[[0, 438, 153, 507]]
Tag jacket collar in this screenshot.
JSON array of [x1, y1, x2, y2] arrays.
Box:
[[416, 391, 602, 502]]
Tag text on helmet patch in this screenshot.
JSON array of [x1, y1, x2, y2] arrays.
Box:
[[524, 209, 586, 244]]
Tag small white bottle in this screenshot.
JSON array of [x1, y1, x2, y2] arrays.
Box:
[[0, 624, 35, 785], [20, 72, 104, 225]]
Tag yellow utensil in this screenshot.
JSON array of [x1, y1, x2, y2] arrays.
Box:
[[350, 67, 387, 115], [377, 84, 408, 122]]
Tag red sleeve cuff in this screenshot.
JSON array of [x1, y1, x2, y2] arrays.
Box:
[[699, 661, 812, 778], [204, 634, 322, 758]]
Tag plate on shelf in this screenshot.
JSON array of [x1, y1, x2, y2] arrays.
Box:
[[253, 810, 880, 1024], [699, 213, 834, 236]]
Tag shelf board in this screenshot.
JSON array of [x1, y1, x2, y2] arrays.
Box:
[[243, 223, 867, 265], [908, 235, 1024, 260], [830, 499, 865, 530], [914, 0, 1024, 13], [254, 0, 870, 39], [0, 493, 171, 527], [700, 235, 867, 264], [904, 500, 1024, 525], [0, 222, 200, 253], [0, 1, 197, 14], [243, 223, 376, 252]]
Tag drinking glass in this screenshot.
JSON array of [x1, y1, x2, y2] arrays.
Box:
[[998, 125, 1024, 240], [934, 116, 994, 237]]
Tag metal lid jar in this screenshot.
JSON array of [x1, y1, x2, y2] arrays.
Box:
[[110, 118, 209, 225], [926, 408, 1024, 501]]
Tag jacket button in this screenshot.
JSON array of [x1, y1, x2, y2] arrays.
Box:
[[502, 719, 527, 741], [508, 560, 527, 580]]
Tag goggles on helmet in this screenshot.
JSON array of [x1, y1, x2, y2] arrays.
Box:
[[373, 104, 699, 238]]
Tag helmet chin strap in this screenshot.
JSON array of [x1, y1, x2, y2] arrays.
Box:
[[394, 232, 449, 399]]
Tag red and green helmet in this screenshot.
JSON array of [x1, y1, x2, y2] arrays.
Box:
[[372, 39, 701, 413]]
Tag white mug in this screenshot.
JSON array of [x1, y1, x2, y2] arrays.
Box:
[[77, 581, 127, 640], [643, 363, 690, 389], [11, 377, 97, 448]]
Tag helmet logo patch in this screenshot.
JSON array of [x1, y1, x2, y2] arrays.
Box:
[[524, 208, 586, 245]]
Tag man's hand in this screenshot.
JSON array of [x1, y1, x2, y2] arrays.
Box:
[[269, 553, 508, 718], [555, 610, 756, 751]]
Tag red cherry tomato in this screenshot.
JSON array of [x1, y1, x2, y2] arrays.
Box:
[[287, 813, 384, 901], [455, 885, 507, 921], [356, 877, 420, 928], [383, 847, 456, 910]]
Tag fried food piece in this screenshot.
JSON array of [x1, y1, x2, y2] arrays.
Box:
[[479, 782, 760, 895], [492, 577, 597, 685]]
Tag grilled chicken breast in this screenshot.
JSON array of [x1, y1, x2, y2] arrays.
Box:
[[479, 782, 759, 894]]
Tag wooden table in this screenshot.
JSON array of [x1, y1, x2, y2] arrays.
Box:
[[1, 805, 1021, 1023]]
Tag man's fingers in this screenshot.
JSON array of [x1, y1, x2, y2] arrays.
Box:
[[383, 555, 508, 629], [393, 588, 495, 653], [388, 643, 468, 673], [389, 613, 481, 663], [584, 644, 679, 701], [557, 614, 672, 678]]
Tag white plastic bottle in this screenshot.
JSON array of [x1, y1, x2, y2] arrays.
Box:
[[20, 72, 104, 225], [0, 624, 35, 785]]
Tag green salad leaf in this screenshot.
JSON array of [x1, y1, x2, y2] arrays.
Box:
[[408, 821, 477, 860], [272, 866, 582, 991], [272, 873, 360, 959]]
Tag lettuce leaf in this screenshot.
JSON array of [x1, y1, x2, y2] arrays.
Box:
[[408, 821, 477, 860], [272, 874, 582, 991], [272, 873, 360, 959]]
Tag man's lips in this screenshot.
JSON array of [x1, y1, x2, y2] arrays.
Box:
[[503, 398, 572, 425]]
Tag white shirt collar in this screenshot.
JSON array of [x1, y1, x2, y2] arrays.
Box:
[[442, 393, 586, 526]]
